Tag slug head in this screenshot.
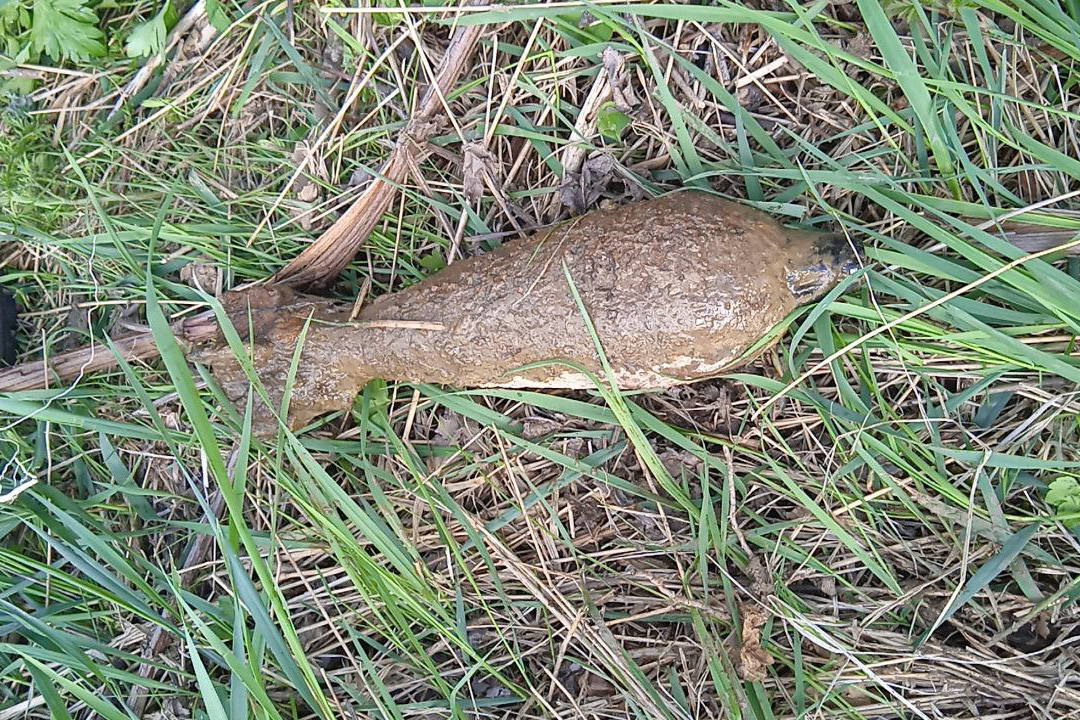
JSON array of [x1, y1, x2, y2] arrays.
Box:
[[782, 229, 862, 302]]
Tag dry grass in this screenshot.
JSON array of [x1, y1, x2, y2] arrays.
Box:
[[2, 1, 1080, 719]]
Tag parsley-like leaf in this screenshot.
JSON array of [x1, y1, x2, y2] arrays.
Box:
[[1046, 477, 1080, 515], [205, 0, 230, 32], [126, 1, 179, 58], [1, 0, 31, 34], [125, 9, 165, 58], [30, 0, 105, 63]]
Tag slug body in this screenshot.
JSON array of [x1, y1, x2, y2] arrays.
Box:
[[196, 191, 859, 433]]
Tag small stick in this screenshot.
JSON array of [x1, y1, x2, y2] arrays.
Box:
[[272, 0, 486, 287], [0, 3, 486, 394], [0, 312, 219, 392], [348, 277, 372, 321]]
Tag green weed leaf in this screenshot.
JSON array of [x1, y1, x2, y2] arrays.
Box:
[[419, 251, 446, 273], [597, 102, 631, 141], [1046, 477, 1080, 514], [126, 5, 168, 58], [205, 0, 230, 32], [30, 0, 104, 63], [1, 0, 31, 33]]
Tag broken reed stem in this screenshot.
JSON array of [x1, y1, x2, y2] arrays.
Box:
[[0, 3, 484, 394], [271, 1, 486, 287]]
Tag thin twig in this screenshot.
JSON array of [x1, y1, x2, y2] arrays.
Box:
[[0, 312, 219, 392]]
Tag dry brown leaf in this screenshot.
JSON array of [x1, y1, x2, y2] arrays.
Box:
[[659, 449, 702, 479], [462, 143, 494, 203], [521, 415, 565, 440], [434, 410, 478, 446], [179, 263, 221, 297], [846, 32, 874, 60], [602, 46, 635, 111], [748, 554, 774, 598], [559, 153, 616, 215], [58, 303, 91, 351], [737, 602, 774, 682], [347, 167, 371, 189]]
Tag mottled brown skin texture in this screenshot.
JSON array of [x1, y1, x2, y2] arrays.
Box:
[[195, 191, 859, 434]]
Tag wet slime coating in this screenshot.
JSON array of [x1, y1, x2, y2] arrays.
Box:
[[195, 191, 861, 435]]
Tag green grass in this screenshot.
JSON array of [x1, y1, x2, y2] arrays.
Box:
[[3, 0, 1080, 718]]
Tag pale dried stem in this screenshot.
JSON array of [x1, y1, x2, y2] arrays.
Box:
[[0, 312, 219, 392], [272, 2, 486, 287], [1, 2, 485, 393]]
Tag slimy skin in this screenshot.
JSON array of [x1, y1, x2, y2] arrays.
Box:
[[195, 191, 860, 434]]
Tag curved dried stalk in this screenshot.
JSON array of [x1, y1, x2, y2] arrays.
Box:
[[272, 7, 486, 287], [0, 4, 485, 393]]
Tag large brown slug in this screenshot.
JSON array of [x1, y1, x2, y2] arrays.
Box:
[[194, 190, 860, 434]]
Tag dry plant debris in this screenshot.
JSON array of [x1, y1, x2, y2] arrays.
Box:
[[1, 1, 1080, 719]]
